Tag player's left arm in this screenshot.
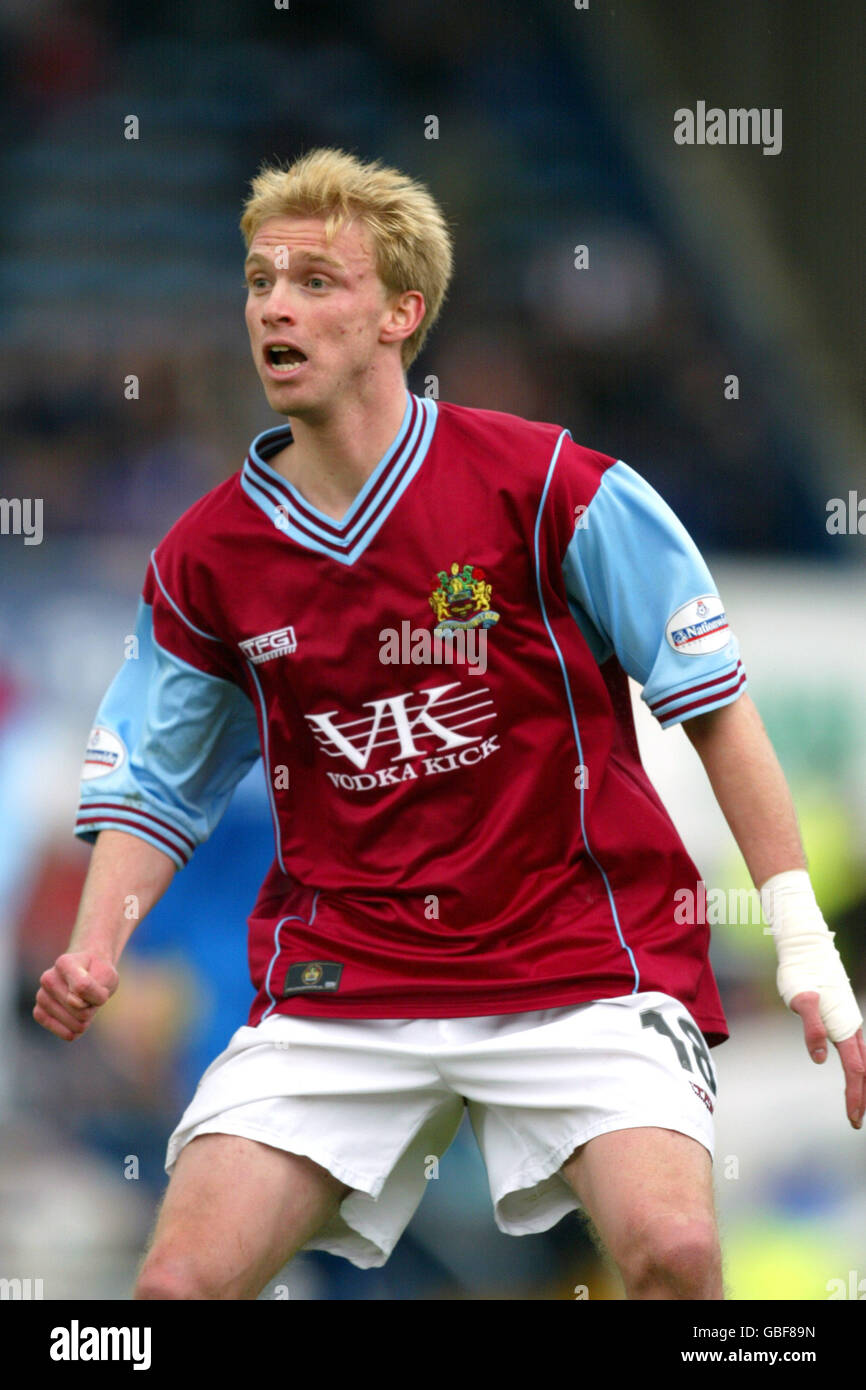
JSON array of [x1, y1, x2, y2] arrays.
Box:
[[555, 443, 864, 1127], [684, 693, 865, 1129]]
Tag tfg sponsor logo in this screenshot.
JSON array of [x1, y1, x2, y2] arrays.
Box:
[[240, 625, 298, 665]]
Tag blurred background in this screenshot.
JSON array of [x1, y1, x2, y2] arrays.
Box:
[[0, 0, 864, 1300]]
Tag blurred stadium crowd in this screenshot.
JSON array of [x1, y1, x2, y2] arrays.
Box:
[[0, 1, 834, 553], [0, 0, 863, 1299]]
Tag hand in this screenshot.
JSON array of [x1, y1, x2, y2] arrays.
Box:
[[790, 990, 866, 1130], [33, 951, 119, 1042]]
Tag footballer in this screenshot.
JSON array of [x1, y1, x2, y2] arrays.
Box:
[[35, 148, 865, 1300]]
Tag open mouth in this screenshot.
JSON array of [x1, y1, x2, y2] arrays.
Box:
[[266, 345, 308, 374]]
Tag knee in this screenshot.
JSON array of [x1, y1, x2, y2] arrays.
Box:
[[620, 1214, 721, 1299]]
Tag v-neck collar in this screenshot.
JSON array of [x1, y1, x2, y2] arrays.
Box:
[[241, 390, 438, 565]]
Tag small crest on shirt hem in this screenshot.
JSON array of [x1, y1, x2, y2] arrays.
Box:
[[283, 961, 344, 995]]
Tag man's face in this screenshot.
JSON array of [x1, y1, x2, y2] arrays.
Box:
[[244, 215, 400, 420]]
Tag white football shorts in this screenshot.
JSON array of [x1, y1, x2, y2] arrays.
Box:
[[164, 990, 718, 1269]]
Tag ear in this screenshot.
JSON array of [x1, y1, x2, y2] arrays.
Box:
[[379, 289, 426, 348]]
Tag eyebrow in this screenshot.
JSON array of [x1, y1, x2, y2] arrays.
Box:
[[243, 249, 346, 272]]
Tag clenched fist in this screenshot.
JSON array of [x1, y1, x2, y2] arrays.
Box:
[[33, 952, 119, 1042]]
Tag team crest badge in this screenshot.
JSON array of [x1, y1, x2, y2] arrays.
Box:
[[428, 563, 500, 635]]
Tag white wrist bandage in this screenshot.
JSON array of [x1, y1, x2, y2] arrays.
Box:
[[760, 869, 862, 1043]]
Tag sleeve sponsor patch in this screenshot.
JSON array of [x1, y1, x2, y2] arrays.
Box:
[[81, 726, 127, 780], [665, 595, 730, 656]]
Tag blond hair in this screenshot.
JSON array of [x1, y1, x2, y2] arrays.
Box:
[[240, 147, 454, 369]]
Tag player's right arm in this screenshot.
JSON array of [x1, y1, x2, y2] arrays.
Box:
[[34, 549, 262, 1042], [34, 830, 176, 1041]]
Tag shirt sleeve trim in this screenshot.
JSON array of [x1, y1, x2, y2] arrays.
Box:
[[75, 799, 197, 854], [656, 669, 747, 728], [74, 810, 193, 866], [649, 659, 744, 715]]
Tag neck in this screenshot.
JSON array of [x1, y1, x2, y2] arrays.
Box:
[[268, 377, 410, 521]]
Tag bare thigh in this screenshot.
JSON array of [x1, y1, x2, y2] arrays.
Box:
[[560, 1126, 721, 1295], [134, 1133, 353, 1301]]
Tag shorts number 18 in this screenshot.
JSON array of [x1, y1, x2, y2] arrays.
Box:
[[640, 1007, 717, 1095]]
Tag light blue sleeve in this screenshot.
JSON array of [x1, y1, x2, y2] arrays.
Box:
[[74, 598, 262, 868], [562, 460, 746, 727]]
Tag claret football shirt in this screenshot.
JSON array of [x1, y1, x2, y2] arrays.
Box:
[[76, 390, 746, 1042]]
